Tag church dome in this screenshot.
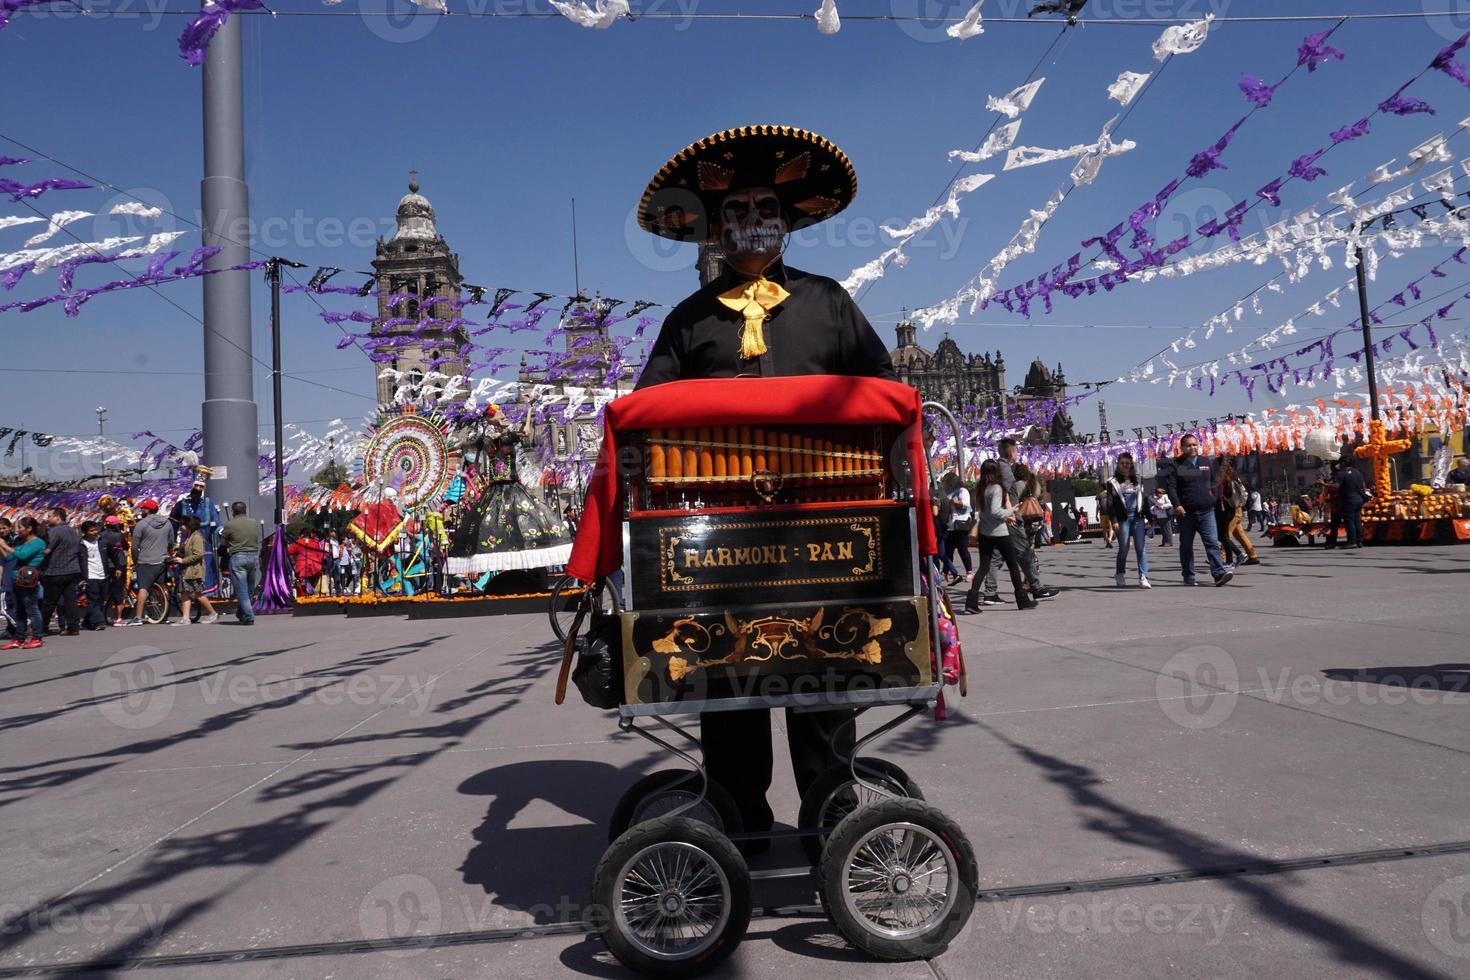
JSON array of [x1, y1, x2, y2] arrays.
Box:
[[392, 175, 438, 242]]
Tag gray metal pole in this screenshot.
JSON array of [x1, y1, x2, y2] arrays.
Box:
[[1353, 244, 1381, 421], [200, 15, 260, 512], [268, 259, 286, 526]]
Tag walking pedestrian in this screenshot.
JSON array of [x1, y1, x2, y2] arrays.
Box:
[[1246, 486, 1265, 531], [1106, 453, 1151, 589], [1157, 434, 1233, 587], [1097, 492, 1115, 549], [1217, 460, 1259, 566], [1012, 462, 1047, 566], [0, 518, 47, 648], [979, 439, 1060, 603], [129, 499, 173, 625], [941, 472, 975, 585], [963, 460, 1038, 613], [40, 508, 82, 636], [1149, 486, 1175, 545], [221, 502, 260, 624]]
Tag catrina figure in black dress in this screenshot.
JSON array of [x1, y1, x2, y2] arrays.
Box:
[[446, 401, 572, 578]]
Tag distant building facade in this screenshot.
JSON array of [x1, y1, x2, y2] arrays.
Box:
[[369, 176, 469, 405], [890, 316, 1075, 442]]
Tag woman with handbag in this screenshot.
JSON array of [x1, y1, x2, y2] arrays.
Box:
[[1012, 463, 1047, 554], [963, 460, 1038, 613], [0, 518, 47, 649], [1106, 453, 1151, 589]]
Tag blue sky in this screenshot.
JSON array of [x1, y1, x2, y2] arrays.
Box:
[[3, 0, 1469, 474]]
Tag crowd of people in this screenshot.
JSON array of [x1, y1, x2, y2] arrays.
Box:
[[931, 435, 1408, 607], [0, 492, 266, 649]]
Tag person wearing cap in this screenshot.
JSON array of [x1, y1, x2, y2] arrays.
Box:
[[171, 475, 221, 595], [128, 498, 174, 625], [633, 124, 896, 839], [98, 515, 128, 626]]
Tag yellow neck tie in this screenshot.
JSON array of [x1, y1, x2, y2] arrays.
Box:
[[717, 277, 789, 360]]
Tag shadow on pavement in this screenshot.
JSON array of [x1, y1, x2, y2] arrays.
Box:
[[1321, 663, 1470, 693], [977, 719, 1456, 980]]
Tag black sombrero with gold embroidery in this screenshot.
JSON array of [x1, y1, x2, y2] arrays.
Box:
[[637, 125, 858, 242]]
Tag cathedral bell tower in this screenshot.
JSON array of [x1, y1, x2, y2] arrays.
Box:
[[370, 174, 470, 404]]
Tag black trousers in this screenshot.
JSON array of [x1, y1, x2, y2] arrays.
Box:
[[1342, 501, 1364, 546], [41, 573, 81, 631], [968, 534, 1029, 608], [83, 579, 108, 628], [942, 528, 973, 574], [701, 706, 855, 831]]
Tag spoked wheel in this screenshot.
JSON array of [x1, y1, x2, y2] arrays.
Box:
[[608, 770, 743, 843], [819, 799, 978, 962], [591, 817, 751, 978], [142, 584, 169, 624], [797, 759, 923, 864], [549, 576, 618, 643]]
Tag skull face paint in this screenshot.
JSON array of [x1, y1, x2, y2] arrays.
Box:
[[718, 187, 787, 273]]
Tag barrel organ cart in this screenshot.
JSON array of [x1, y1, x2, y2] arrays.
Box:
[[557, 376, 976, 977]]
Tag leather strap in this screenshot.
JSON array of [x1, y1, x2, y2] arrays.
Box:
[[553, 602, 589, 706]]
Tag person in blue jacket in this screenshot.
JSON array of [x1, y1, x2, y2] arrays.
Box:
[[1157, 433, 1234, 587]]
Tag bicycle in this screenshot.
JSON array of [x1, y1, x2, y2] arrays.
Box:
[[548, 573, 619, 643]]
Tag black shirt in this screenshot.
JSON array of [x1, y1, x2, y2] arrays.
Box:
[[43, 524, 82, 577], [637, 261, 896, 388], [1335, 465, 1367, 505], [1157, 457, 1218, 514]]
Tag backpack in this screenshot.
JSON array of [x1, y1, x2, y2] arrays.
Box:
[[1226, 479, 1247, 509]]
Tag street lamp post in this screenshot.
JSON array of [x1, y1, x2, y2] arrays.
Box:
[[95, 406, 108, 482]]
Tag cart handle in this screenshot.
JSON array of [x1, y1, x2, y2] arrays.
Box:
[[553, 602, 589, 705]]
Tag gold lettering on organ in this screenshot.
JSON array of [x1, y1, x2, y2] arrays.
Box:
[[681, 537, 862, 570]]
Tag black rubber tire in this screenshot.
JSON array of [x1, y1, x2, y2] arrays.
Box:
[[608, 770, 744, 844], [549, 577, 618, 643], [797, 759, 923, 865], [591, 817, 751, 979], [818, 798, 978, 962]]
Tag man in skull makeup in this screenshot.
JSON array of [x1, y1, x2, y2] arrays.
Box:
[[635, 125, 897, 839]]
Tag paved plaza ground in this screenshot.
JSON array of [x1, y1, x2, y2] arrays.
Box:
[[0, 535, 1467, 978]]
